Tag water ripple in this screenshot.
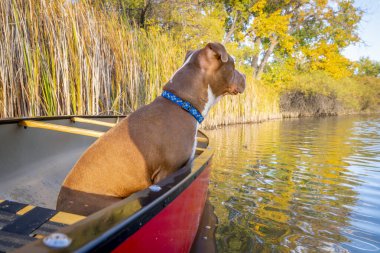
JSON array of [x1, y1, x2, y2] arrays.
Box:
[[207, 115, 380, 253]]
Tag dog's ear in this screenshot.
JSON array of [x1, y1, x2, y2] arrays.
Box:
[[206, 42, 228, 63], [184, 50, 194, 62]]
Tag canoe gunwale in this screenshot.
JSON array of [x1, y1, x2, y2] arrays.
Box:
[[4, 116, 214, 253], [0, 115, 125, 125]]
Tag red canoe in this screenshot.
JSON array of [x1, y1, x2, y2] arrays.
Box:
[[0, 116, 213, 253]]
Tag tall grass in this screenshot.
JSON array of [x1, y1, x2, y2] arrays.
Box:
[[284, 72, 380, 112], [0, 0, 183, 116], [206, 76, 281, 127], [0, 0, 279, 127]]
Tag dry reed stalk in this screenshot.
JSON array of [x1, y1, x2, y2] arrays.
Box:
[[0, 0, 279, 127]]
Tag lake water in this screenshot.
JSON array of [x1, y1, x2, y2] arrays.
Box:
[[206, 115, 380, 253]]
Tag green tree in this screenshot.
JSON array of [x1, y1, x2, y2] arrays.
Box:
[[90, 0, 226, 48], [356, 57, 380, 77], [89, 0, 153, 27]]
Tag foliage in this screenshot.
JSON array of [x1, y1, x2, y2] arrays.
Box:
[[355, 57, 380, 77], [221, 0, 362, 79], [90, 0, 226, 48], [353, 76, 380, 109], [283, 71, 380, 111]]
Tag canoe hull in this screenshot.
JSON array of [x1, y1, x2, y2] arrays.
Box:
[[113, 164, 211, 253]]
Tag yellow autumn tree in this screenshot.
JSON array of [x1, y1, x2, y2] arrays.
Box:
[[302, 42, 353, 78], [221, 0, 362, 79]]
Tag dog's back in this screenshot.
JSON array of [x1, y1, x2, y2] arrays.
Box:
[[57, 98, 197, 215]]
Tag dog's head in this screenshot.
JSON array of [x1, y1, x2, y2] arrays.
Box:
[[164, 42, 246, 116], [183, 42, 246, 97]]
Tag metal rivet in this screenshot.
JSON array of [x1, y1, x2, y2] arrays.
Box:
[[149, 185, 162, 192], [43, 233, 72, 249]]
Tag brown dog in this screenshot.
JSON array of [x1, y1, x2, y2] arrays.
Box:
[[56, 42, 246, 215]]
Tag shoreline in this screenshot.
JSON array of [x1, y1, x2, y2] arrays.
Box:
[[202, 111, 380, 130]]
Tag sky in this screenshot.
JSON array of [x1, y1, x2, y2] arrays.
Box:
[[342, 0, 380, 62]]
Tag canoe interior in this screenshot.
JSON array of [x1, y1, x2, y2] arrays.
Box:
[[0, 117, 120, 209], [0, 116, 211, 252]]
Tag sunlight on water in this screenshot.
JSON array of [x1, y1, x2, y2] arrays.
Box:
[[206, 115, 380, 253]]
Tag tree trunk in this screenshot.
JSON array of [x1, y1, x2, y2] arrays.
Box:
[[222, 12, 239, 44], [251, 37, 261, 77], [140, 0, 152, 28], [255, 39, 278, 80]]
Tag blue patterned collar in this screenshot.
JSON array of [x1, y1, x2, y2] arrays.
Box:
[[161, 90, 204, 123]]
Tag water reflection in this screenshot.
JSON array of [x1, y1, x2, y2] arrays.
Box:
[[206, 115, 380, 252]]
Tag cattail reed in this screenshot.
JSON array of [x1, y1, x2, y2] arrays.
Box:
[[0, 0, 279, 128]]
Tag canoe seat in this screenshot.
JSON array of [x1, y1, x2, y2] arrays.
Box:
[[0, 199, 85, 252]]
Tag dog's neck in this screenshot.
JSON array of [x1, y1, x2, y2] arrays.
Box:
[[163, 56, 220, 119], [202, 85, 221, 116]]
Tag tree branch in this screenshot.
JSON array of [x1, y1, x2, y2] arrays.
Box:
[[255, 38, 278, 79], [223, 11, 240, 44], [251, 37, 261, 76]]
